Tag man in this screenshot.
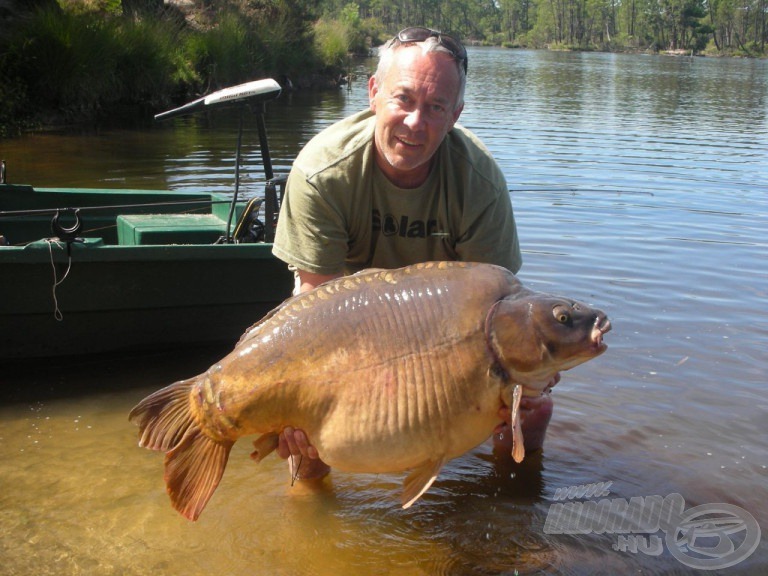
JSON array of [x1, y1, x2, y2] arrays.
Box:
[[271, 27, 553, 480]]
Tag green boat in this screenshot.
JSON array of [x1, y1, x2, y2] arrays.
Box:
[[0, 79, 294, 360]]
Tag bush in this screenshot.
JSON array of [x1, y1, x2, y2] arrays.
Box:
[[314, 18, 351, 69], [0, 0, 324, 131], [6, 7, 121, 115], [115, 17, 195, 106], [185, 12, 256, 89], [0, 76, 28, 136], [251, 12, 318, 76], [360, 17, 387, 51]]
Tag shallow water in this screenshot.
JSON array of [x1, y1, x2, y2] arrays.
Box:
[[1, 49, 767, 574]]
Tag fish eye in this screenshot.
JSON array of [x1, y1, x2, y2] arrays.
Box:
[[553, 305, 571, 325]]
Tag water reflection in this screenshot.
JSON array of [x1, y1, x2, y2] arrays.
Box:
[[1, 49, 767, 574]]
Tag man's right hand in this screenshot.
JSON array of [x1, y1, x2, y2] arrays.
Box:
[[278, 427, 331, 480]]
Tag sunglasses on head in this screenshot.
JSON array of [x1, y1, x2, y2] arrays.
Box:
[[395, 27, 468, 73]]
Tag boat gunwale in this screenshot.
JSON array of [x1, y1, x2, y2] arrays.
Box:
[[1, 184, 276, 253]]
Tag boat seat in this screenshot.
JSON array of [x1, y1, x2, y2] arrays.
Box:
[[117, 213, 227, 245]]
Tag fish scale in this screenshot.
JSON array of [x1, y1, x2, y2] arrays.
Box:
[[369, 279, 456, 443]]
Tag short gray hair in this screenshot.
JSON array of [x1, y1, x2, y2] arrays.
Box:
[[375, 36, 466, 110]]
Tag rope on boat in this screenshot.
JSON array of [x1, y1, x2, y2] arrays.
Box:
[[44, 239, 73, 322]]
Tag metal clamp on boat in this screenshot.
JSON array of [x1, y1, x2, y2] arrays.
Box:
[[51, 208, 85, 257], [51, 208, 83, 243]]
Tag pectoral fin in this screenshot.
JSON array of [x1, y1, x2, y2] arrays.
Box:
[[250, 433, 279, 462], [401, 458, 445, 509]]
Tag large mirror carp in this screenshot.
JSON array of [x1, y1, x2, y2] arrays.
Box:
[[130, 262, 611, 520]]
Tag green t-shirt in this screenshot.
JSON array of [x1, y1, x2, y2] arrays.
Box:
[[272, 109, 522, 276]]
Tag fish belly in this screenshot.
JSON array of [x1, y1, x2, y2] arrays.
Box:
[[303, 356, 504, 473], [206, 263, 515, 471]]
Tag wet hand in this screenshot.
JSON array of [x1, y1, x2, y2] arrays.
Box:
[[494, 373, 559, 433], [495, 393, 552, 430], [494, 392, 554, 453], [277, 426, 320, 460], [277, 427, 331, 480]]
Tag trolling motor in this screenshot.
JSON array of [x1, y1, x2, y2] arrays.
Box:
[[154, 79, 284, 243]]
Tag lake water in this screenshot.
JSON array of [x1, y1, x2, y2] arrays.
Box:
[[1, 48, 767, 574]]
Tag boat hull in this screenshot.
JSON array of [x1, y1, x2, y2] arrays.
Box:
[[1, 185, 293, 360]]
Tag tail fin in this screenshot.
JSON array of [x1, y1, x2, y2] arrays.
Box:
[[129, 377, 233, 521]]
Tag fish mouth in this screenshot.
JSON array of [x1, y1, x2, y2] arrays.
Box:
[[590, 314, 612, 353]]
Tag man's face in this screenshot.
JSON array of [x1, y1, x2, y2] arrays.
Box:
[[369, 46, 464, 188]]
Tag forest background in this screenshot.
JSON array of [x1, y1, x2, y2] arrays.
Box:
[[1, 0, 765, 133]]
